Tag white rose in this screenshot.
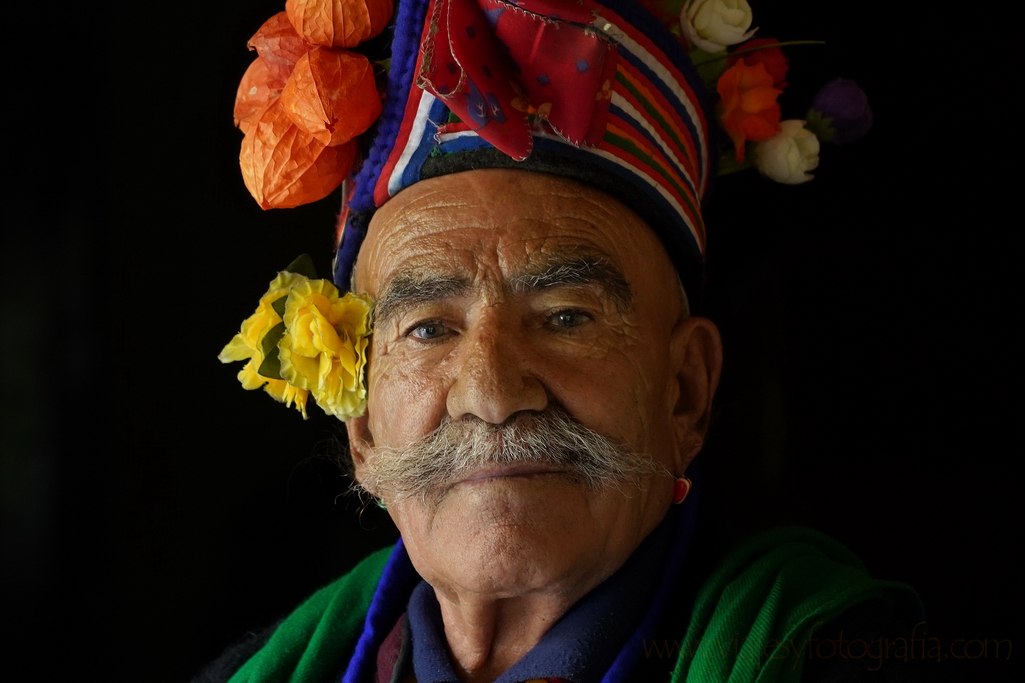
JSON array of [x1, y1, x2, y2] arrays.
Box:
[[680, 0, 756, 53], [754, 120, 821, 184]]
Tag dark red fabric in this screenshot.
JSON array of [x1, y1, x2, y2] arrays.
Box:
[[374, 613, 407, 683], [419, 0, 617, 159]]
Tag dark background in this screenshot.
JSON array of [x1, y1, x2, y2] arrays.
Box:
[[4, 1, 1021, 681]]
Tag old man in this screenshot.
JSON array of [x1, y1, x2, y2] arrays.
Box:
[[205, 0, 922, 681]]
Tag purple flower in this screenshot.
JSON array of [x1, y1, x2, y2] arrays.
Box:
[[809, 78, 873, 144]]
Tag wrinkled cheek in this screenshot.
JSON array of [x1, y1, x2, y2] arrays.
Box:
[[367, 358, 448, 448], [579, 352, 662, 449], [385, 498, 445, 567]]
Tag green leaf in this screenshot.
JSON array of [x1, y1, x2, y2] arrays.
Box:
[[716, 148, 753, 176], [284, 253, 318, 279], [689, 48, 728, 91], [257, 322, 286, 380], [271, 294, 288, 318], [804, 109, 836, 143]]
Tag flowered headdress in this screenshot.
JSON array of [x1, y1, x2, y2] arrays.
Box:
[[221, 0, 871, 419]]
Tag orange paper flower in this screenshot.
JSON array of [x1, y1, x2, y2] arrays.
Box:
[[717, 60, 782, 162], [240, 99, 358, 209], [235, 57, 290, 133], [248, 11, 308, 67], [236, 13, 307, 132], [280, 47, 383, 146], [234, 2, 394, 210], [286, 0, 394, 48]]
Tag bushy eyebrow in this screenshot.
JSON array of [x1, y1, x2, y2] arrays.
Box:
[[509, 254, 633, 312], [373, 252, 633, 328], [374, 274, 470, 328]]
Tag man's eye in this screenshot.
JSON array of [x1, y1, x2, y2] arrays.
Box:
[[548, 309, 591, 329], [408, 321, 449, 341]]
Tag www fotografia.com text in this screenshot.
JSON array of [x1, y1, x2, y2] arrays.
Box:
[[643, 622, 1014, 672]]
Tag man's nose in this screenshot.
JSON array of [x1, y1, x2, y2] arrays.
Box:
[[446, 311, 548, 424]]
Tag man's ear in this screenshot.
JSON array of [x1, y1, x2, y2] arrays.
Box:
[[669, 316, 723, 473], [344, 413, 375, 488]]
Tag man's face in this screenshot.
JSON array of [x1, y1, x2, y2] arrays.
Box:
[[347, 169, 720, 603]]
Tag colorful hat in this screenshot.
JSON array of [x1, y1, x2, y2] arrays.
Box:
[[333, 0, 716, 302], [224, 0, 872, 419]]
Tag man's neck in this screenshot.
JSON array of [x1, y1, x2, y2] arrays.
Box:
[[434, 587, 588, 682], [403, 508, 684, 683]]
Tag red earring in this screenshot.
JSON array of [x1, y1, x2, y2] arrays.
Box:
[[672, 477, 692, 505]]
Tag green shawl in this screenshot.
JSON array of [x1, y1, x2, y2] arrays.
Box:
[[228, 527, 921, 682]]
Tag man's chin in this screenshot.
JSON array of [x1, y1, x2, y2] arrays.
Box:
[[401, 487, 635, 603]]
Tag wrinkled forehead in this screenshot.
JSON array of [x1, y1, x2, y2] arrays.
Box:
[[354, 169, 677, 298]]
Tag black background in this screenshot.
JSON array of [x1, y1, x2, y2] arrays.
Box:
[[3, 1, 1021, 681]]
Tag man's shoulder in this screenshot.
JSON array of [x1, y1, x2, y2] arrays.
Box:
[[189, 543, 397, 683], [671, 525, 926, 682], [697, 525, 921, 604]]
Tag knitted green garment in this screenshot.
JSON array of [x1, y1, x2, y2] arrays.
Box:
[[227, 546, 392, 683], [671, 527, 923, 682], [227, 527, 921, 683]]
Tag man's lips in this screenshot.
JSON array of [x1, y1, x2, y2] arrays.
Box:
[[454, 465, 566, 486]]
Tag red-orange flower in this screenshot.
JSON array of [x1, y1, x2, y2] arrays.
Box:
[[717, 60, 782, 162], [728, 37, 788, 87]]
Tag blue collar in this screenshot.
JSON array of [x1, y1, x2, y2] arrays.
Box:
[[407, 505, 688, 683]]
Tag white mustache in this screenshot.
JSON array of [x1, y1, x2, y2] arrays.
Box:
[[354, 407, 668, 505]]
